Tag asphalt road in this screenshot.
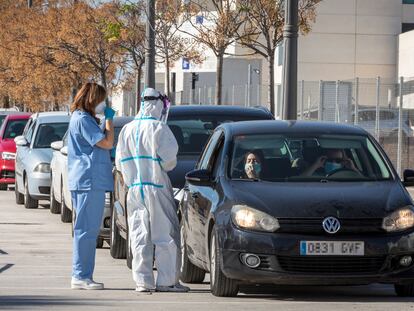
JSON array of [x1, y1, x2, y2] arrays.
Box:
[[1, 188, 414, 311]]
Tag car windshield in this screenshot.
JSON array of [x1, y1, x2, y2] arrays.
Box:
[[168, 115, 268, 156], [230, 134, 392, 182], [3, 119, 28, 139], [34, 123, 69, 148]]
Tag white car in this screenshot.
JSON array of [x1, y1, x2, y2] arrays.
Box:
[[14, 112, 70, 209], [50, 116, 133, 248]]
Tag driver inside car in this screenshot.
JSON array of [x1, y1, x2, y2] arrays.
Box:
[[301, 148, 360, 177]]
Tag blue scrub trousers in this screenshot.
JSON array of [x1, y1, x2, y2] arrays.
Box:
[[71, 190, 105, 280]]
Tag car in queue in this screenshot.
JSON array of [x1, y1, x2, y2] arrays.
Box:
[[49, 116, 134, 248], [110, 105, 274, 264], [14, 112, 69, 209], [179, 120, 414, 297], [0, 113, 31, 190]]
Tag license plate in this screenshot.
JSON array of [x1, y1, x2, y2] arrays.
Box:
[[300, 241, 364, 256]]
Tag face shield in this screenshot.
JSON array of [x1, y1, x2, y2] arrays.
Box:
[[143, 93, 171, 123]]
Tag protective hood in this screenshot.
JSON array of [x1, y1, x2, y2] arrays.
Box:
[[139, 88, 164, 120]]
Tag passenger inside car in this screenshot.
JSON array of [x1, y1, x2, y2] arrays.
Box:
[[240, 151, 264, 180]]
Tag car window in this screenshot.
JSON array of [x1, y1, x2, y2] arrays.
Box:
[[33, 122, 69, 149], [0, 115, 6, 128], [198, 131, 222, 170], [230, 134, 391, 182], [211, 139, 224, 178], [25, 120, 36, 143], [167, 114, 270, 156], [3, 119, 28, 139]]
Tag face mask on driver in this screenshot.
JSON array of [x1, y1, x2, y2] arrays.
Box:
[[324, 161, 342, 174], [95, 102, 106, 115], [245, 163, 262, 175]]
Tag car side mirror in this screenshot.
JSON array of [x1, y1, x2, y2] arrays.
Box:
[[51, 141, 63, 151], [185, 169, 212, 186], [15, 136, 28, 147], [60, 146, 68, 156], [403, 169, 414, 187]]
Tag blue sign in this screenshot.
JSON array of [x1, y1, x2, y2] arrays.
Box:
[[182, 58, 190, 70], [196, 15, 204, 24]]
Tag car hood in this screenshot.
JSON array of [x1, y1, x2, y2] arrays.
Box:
[[0, 139, 16, 153], [228, 180, 412, 218], [27, 148, 53, 167], [168, 155, 198, 189]]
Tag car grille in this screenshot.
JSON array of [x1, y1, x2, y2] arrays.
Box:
[[278, 218, 384, 235], [277, 255, 385, 274], [0, 170, 15, 179]]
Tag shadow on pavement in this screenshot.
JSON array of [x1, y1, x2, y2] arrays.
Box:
[[0, 296, 111, 309]]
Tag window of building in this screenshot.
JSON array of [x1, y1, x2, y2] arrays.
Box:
[[403, 0, 414, 4], [402, 23, 414, 33]]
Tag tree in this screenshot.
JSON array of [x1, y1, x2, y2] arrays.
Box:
[[240, 0, 320, 115], [181, 0, 251, 105]]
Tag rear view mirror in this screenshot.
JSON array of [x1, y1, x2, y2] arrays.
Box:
[[15, 136, 28, 147], [60, 146, 68, 156], [403, 169, 414, 187], [185, 169, 212, 186], [51, 141, 63, 151]]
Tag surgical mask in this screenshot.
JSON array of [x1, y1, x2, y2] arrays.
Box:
[[245, 163, 262, 175], [324, 161, 342, 174], [95, 102, 106, 115]]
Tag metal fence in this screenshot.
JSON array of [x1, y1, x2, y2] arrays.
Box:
[[172, 76, 414, 176]]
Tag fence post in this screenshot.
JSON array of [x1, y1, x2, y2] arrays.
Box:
[[244, 84, 248, 107], [300, 80, 304, 120], [335, 80, 340, 122], [198, 88, 201, 105], [232, 85, 235, 106], [354, 77, 359, 125], [375, 76, 381, 141], [257, 84, 260, 106], [318, 80, 323, 121], [397, 76, 404, 178]]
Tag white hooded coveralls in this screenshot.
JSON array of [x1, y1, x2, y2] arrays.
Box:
[[115, 89, 180, 289]]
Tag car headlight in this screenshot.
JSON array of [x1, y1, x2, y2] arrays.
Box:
[[34, 163, 51, 173], [382, 207, 414, 232], [1, 152, 15, 160], [231, 205, 280, 232]]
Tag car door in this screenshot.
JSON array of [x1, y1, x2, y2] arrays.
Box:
[[60, 136, 71, 210], [16, 120, 36, 191], [185, 130, 223, 263]]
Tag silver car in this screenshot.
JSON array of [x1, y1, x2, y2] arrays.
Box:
[[15, 112, 69, 209], [50, 116, 133, 247]]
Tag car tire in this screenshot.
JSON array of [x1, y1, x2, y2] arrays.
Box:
[[96, 237, 104, 249], [0, 184, 7, 191], [180, 221, 206, 283], [209, 227, 239, 297], [395, 284, 414, 297], [60, 187, 72, 223], [24, 178, 38, 209], [49, 181, 61, 214], [15, 180, 24, 205], [110, 206, 127, 259]]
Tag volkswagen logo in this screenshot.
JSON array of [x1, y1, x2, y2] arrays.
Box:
[[322, 217, 341, 234]]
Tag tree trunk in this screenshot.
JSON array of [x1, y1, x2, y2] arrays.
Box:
[[164, 57, 171, 98], [268, 54, 276, 117], [215, 53, 224, 105], [136, 64, 143, 115], [2, 96, 10, 109]]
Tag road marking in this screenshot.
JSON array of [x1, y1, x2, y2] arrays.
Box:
[[0, 249, 8, 255], [0, 263, 14, 273]]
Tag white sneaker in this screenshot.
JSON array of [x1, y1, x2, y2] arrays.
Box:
[[156, 283, 190, 292], [71, 277, 104, 290], [136, 286, 152, 293]]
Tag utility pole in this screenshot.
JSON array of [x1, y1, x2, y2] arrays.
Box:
[[145, 0, 156, 89], [282, 0, 298, 120]]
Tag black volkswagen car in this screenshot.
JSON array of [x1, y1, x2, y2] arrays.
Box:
[[180, 120, 414, 297], [109, 105, 274, 261]]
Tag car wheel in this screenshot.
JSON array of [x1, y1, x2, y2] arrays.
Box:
[[60, 187, 72, 223], [209, 227, 239, 297], [110, 206, 127, 259], [180, 221, 206, 283], [0, 183, 7, 191], [15, 179, 24, 205], [24, 177, 38, 209], [395, 284, 414, 297], [49, 181, 61, 214], [96, 237, 104, 249]]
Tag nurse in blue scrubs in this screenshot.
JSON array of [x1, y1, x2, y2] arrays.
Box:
[[67, 82, 115, 290]]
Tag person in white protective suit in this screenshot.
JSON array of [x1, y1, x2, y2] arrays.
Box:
[[115, 88, 190, 293]]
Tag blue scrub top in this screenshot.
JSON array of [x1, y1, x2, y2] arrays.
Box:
[[68, 110, 114, 191]]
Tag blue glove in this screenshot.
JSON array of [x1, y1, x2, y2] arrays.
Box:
[[104, 106, 116, 120]]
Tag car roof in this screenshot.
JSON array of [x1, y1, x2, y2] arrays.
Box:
[[35, 112, 70, 123], [4, 113, 31, 121], [219, 120, 368, 136], [0, 111, 30, 116], [113, 116, 134, 127], [169, 105, 273, 118]]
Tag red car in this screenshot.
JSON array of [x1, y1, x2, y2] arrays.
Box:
[[0, 113, 31, 190]]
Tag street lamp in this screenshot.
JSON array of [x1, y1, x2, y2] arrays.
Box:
[[145, 0, 156, 89], [282, 0, 298, 120]]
